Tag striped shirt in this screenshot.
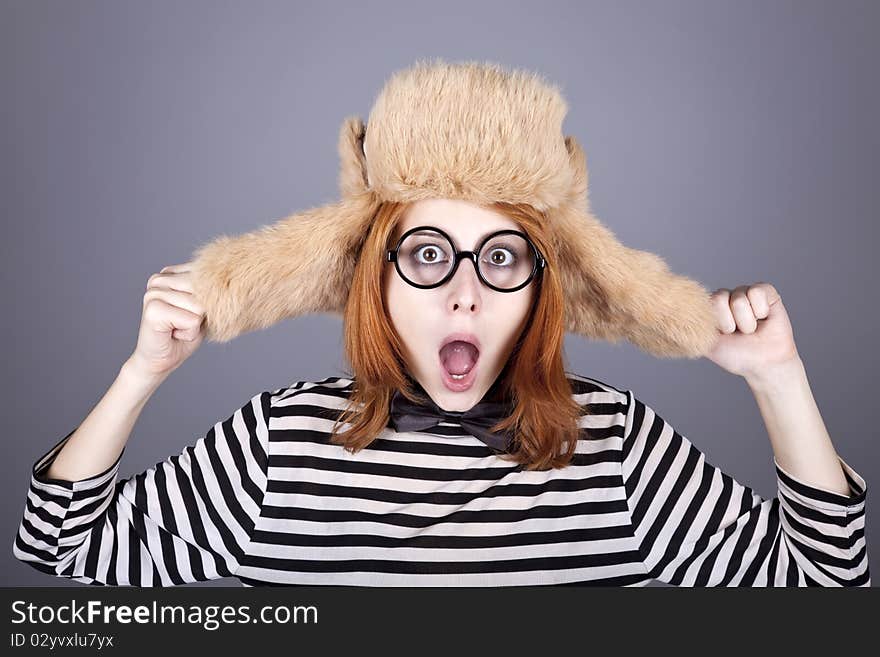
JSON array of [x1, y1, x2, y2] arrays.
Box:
[[13, 373, 870, 586]]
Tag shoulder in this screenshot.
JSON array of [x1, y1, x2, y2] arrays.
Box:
[[564, 371, 632, 438], [266, 375, 357, 414], [565, 370, 630, 405]]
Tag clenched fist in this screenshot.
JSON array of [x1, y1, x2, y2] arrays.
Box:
[[127, 262, 206, 381], [704, 282, 800, 382]]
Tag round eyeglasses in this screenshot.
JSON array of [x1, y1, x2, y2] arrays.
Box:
[[386, 225, 546, 293]]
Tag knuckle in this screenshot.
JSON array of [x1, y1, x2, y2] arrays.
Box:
[[730, 293, 750, 309], [143, 298, 160, 317], [143, 288, 161, 302]]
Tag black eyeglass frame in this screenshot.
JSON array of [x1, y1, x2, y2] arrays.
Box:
[[386, 225, 547, 293]]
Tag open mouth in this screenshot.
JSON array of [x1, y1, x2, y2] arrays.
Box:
[[438, 334, 481, 389]]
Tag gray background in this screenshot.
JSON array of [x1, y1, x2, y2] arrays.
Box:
[[2, 0, 876, 587]]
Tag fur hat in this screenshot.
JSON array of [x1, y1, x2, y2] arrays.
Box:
[[188, 58, 719, 358]]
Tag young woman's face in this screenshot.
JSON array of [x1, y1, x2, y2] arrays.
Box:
[[384, 198, 538, 412]]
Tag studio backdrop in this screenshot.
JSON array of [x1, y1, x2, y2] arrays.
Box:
[[2, 0, 876, 586]]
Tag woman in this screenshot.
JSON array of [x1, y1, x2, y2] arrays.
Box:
[[13, 60, 868, 586]]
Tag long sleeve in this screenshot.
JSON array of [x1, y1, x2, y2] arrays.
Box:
[[621, 390, 869, 586], [12, 390, 274, 586]]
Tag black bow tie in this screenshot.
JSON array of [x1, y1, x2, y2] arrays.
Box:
[[388, 379, 516, 454]]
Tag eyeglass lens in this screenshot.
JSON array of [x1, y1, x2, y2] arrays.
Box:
[[396, 229, 536, 290]]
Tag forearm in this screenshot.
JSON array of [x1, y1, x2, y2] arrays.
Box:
[[746, 356, 852, 497], [43, 358, 167, 482]]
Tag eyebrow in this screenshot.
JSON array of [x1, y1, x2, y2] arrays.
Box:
[[406, 226, 515, 246]]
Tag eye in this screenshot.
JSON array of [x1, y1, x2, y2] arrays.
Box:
[[413, 243, 450, 265], [483, 246, 516, 268]]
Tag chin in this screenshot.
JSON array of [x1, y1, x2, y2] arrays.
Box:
[[434, 376, 488, 412]]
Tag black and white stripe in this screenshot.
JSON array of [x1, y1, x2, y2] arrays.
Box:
[[13, 390, 274, 586], [13, 374, 869, 586], [622, 393, 868, 585]]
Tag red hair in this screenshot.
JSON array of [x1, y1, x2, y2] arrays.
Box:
[[331, 200, 585, 470]]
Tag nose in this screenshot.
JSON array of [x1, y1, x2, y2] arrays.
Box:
[[446, 256, 481, 312]]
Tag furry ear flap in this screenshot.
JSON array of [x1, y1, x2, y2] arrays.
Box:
[[189, 192, 379, 343], [553, 135, 720, 358]]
